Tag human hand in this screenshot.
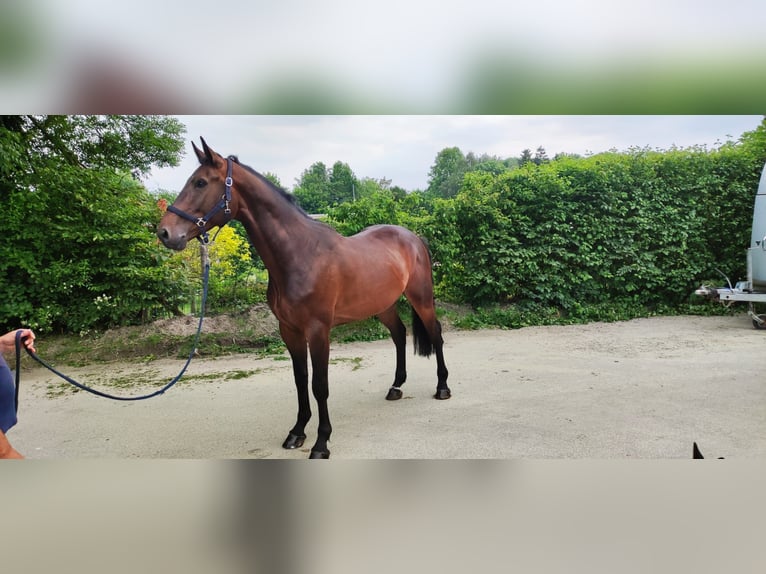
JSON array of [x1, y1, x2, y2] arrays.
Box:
[[0, 329, 36, 355]]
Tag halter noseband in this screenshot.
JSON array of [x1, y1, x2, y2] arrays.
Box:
[[167, 156, 234, 244]]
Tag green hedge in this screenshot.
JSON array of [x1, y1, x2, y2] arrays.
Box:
[[330, 120, 766, 312]]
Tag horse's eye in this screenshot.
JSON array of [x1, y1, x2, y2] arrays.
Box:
[[195, 178, 207, 189]]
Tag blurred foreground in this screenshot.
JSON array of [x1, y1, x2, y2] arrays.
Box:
[[1, 1, 764, 113], [2, 461, 765, 574]]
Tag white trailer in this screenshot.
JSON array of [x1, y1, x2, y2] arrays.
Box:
[[695, 160, 766, 328]]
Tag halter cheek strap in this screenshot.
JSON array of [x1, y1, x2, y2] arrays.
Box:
[[168, 156, 234, 244]]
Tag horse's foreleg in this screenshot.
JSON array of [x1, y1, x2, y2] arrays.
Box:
[[377, 304, 407, 400], [308, 327, 332, 459], [280, 324, 311, 450]]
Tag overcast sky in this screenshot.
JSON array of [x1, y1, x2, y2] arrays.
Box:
[[144, 116, 763, 193]]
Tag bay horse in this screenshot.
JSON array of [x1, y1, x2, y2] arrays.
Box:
[[157, 138, 450, 459]]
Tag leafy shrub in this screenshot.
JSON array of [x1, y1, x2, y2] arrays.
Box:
[[320, 122, 766, 321], [423, 128, 766, 311]]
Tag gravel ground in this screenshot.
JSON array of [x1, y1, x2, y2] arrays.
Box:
[[10, 314, 766, 459]]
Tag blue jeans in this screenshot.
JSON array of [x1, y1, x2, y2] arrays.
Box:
[[0, 355, 17, 433]]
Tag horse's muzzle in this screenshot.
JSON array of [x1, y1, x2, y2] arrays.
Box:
[[157, 226, 188, 251]]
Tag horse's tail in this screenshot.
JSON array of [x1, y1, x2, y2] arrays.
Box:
[[411, 234, 438, 358], [412, 308, 434, 358]]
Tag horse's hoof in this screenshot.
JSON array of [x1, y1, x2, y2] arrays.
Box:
[[309, 449, 330, 459], [282, 433, 306, 449], [385, 387, 403, 401], [434, 388, 451, 400]]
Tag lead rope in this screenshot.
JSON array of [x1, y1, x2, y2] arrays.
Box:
[[14, 331, 21, 414], [14, 243, 211, 405]]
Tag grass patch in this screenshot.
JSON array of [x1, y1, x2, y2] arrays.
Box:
[[45, 368, 164, 398], [177, 334, 286, 359], [181, 369, 261, 382], [38, 331, 287, 367], [44, 368, 264, 398]]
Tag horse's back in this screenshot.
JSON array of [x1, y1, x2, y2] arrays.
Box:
[[348, 224, 427, 255]]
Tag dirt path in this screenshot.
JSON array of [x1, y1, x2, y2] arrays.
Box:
[[10, 315, 766, 458]]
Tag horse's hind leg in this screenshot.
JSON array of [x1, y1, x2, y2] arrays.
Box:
[[377, 304, 407, 400], [413, 307, 450, 399], [406, 284, 450, 400]]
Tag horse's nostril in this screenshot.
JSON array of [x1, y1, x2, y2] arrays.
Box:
[[158, 227, 169, 240]]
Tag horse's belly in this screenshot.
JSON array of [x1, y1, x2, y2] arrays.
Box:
[[332, 291, 402, 325], [331, 269, 406, 324]]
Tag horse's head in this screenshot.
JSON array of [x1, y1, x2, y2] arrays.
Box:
[[157, 138, 237, 250]]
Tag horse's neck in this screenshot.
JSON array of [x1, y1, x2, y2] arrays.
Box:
[[236, 180, 332, 277]]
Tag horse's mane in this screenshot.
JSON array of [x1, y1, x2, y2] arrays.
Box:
[[229, 155, 311, 218]]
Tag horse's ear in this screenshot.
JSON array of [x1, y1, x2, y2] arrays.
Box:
[[192, 140, 206, 164], [198, 137, 222, 167]]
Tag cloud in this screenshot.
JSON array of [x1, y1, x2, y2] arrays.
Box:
[[2, 1, 765, 113]]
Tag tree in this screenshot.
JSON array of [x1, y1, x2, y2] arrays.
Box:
[[293, 161, 331, 213], [390, 185, 407, 201], [553, 152, 582, 161], [0, 115, 187, 332], [329, 161, 357, 204], [504, 157, 521, 170], [292, 160, 360, 211], [8, 115, 184, 177], [262, 171, 283, 189], [354, 177, 383, 201], [519, 148, 533, 167], [353, 177, 404, 201], [473, 158, 508, 176], [533, 146, 549, 165], [427, 146, 469, 198]]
